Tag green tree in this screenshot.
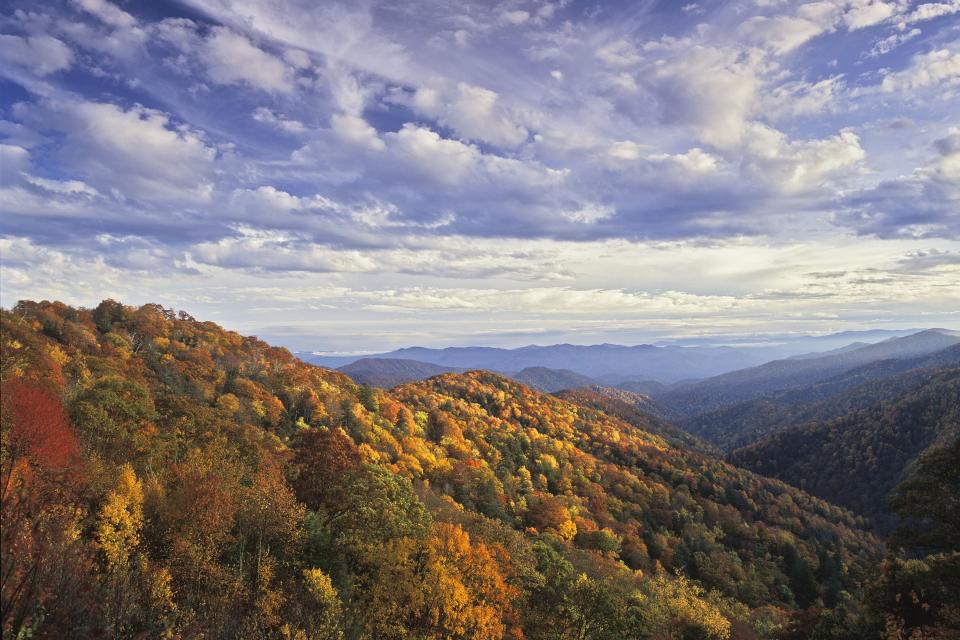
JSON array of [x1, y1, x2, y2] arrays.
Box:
[[71, 376, 158, 466], [327, 463, 432, 568]]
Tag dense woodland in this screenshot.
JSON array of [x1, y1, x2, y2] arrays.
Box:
[[2, 300, 958, 639]]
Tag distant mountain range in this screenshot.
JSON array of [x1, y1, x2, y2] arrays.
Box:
[[506, 367, 598, 392], [337, 358, 464, 388], [337, 359, 599, 392], [654, 329, 960, 416], [298, 328, 929, 384], [679, 344, 960, 450]]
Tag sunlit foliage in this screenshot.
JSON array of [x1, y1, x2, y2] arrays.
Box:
[[0, 300, 912, 639]]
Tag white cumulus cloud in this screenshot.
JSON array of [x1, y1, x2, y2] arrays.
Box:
[[0, 34, 73, 76]]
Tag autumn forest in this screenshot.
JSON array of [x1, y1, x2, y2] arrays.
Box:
[[2, 300, 957, 640]]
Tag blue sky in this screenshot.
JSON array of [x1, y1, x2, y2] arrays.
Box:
[[1, 0, 958, 352]]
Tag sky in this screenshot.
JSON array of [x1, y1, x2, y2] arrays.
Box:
[[0, 0, 958, 353]]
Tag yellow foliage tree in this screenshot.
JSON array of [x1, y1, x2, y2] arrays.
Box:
[[642, 573, 731, 640], [420, 523, 516, 638], [97, 464, 144, 568], [352, 523, 517, 640], [302, 568, 343, 639], [216, 393, 240, 415]]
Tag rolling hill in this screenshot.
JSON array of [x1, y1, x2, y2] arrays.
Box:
[[553, 386, 715, 454], [615, 379, 672, 396]]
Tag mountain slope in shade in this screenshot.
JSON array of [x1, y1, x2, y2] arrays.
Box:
[[728, 367, 960, 531], [786, 342, 870, 360], [615, 379, 672, 395], [553, 386, 715, 454], [657, 329, 960, 417], [338, 357, 461, 388], [508, 366, 599, 392], [584, 384, 685, 422], [682, 345, 960, 450]]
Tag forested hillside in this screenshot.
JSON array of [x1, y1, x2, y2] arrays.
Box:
[[390, 371, 879, 602], [617, 379, 672, 396], [728, 369, 960, 530], [3, 300, 955, 640]]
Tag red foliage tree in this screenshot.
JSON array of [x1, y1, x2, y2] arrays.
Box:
[[1, 379, 87, 637], [1, 378, 80, 502]]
